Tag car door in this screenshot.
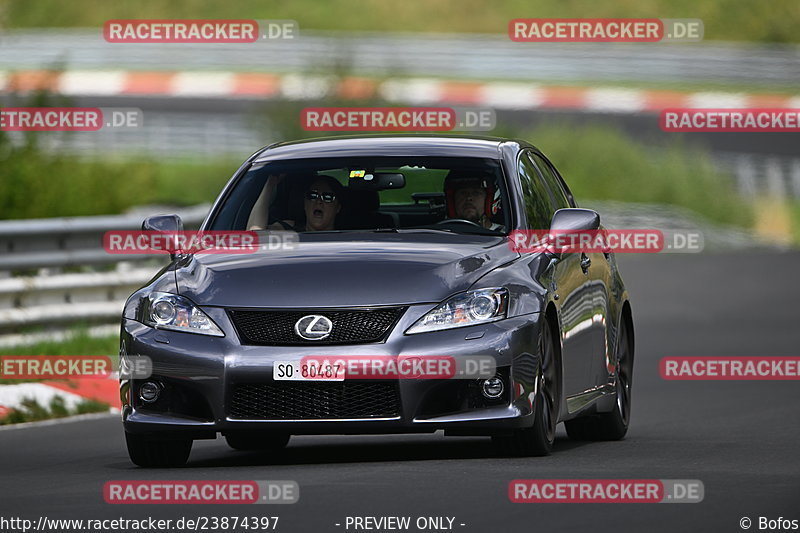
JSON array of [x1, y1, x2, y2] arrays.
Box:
[[530, 151, 612, 390], [517, 151, 595, 397]]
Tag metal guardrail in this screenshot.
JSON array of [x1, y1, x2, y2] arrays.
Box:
[[0, 269, 154, 328], [711, 152, 800, 200], [0, 204, 210, 340], [0, 204, 210, 271]]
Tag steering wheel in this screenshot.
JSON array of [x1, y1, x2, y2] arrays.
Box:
[[435, 218, 484, 228]]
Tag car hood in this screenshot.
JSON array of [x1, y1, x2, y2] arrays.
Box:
[[176, 233, 517, 308]]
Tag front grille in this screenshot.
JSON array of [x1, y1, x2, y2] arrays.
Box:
[[229, 381, 402, 420], [229, 307, 405, 345]]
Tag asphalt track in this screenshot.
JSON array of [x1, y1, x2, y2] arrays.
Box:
[[1, 251, 799, 532]]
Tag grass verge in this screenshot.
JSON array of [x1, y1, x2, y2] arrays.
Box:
[[0, 149, 240, 220], [0, 332, 119, 385], [4, 0, 800, 43], [518, 123, 753, 229]]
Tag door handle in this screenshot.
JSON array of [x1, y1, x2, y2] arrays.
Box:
[[580, 253, 591, 274]]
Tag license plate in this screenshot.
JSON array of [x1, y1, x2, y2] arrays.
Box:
[[273, 361, 345, 381]]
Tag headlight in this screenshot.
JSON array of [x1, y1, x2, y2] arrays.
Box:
[[137, 292, 224, 337], [405, 288, 508, 334]]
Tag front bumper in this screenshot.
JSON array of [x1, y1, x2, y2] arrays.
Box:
[[120, 305, 542, 438]]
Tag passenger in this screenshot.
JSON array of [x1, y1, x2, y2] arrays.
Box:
[[250, 175, 343, 231]]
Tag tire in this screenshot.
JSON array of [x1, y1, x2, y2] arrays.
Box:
[[225, 432, 291, 451], [565, 317, 633, 441], [125, 432, 192, 468], [493, 316, 560, 457]]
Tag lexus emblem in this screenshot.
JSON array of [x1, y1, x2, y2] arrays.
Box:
[[294, 315, 333, 340]]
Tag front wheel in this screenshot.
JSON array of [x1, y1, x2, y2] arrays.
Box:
[[493, 317, 560, 457], [125, 432, 192, 468]]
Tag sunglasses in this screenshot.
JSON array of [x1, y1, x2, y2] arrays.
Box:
[[305, 190, 337, 203]]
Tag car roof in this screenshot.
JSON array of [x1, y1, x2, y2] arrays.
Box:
[[251, 134, 530, 162]]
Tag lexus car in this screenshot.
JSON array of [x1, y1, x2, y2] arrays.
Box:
[[120, 135, 634, 467]]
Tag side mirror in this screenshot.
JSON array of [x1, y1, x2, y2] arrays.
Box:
[[142, 215, 184, 260], [550, 208, 600, 232], [142, 214, 183, 233], [546, 208, 601, 259]]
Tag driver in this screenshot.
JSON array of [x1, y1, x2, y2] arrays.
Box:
[[443, 174, 502, 230]]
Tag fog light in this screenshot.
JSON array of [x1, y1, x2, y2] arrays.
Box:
[[481, 376, 504, 399], [139, 381, 161, 403]]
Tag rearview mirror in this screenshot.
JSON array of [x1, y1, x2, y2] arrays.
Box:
[[349, 172, 406, 190]]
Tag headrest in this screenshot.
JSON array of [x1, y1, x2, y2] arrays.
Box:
[[345, 188, 380, 212]]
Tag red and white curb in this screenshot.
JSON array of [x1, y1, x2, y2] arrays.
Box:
[[1, 69, 797, 113], [0, 378, 119, 422], [0, 383, 89, 413]]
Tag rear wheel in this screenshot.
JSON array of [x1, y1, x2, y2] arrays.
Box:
[[125, 432, 192, 468], [565, 317, 633, 441], [493, 316, 560, 457], [225, 432, 291, 451]]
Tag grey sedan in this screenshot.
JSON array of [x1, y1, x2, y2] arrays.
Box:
[[120, 135, 634, 467]]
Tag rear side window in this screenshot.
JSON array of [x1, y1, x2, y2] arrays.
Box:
[[517, 153, 553, 230]]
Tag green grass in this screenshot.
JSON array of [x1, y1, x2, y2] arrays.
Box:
[[792, 202, 800, 245], [0, 332, 119, 385], [0, 332, 119, 357], [0, 88, 243, 220], [0, 141, 241, 220], [4, 0, 799, 43], [514, 123, 753, 228]]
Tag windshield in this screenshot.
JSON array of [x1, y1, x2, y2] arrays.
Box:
[[209, 156, 509, 236]]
